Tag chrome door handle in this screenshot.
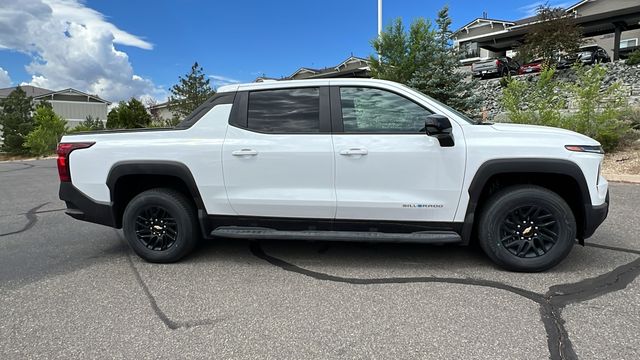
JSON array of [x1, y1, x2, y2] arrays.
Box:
[[339, 148, 368, 156], [231, 149, 258, 156]]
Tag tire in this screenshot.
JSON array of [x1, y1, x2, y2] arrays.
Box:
[[477, 185, 576, 272], [501, 67, 509, 77], [122, 188, 199, 263]]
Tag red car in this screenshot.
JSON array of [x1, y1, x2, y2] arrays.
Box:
[[518, 59, 543, 75]]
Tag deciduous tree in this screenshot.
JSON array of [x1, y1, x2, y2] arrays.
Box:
[[24, 102, 68, 156], [516, 4, 582, 64], [106, 98, 151, 129]]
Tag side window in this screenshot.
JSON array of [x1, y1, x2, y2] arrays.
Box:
[[339, 87, 432, 133], [247, 88, 320, 133]]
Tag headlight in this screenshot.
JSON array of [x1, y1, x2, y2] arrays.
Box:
[[565, 145, 604, 154]]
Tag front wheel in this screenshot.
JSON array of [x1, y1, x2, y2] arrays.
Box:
[[478, 186, 576, 272], [122, 188, 199, 263]]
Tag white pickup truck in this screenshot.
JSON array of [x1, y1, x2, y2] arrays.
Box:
[[57, 78, 609, 272]]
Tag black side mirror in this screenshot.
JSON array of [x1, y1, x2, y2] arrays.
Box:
[[424, 114, 454, 147]]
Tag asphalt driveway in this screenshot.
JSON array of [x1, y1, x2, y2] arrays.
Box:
[[1, 159, 638, 360]]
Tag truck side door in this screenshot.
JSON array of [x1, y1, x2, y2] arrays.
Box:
[[222, 86, 336, 219], [330, 86, 466, 222]]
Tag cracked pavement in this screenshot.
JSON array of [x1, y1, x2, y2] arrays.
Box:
[[0, 159, 639, 359]]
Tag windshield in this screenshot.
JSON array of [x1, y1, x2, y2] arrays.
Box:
[[399, 84, 479, 124]]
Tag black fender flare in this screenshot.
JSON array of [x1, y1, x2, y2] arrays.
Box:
[[106, 161, 206, 227], [461, 158, 591, 243]]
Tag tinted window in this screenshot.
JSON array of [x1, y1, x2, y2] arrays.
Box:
[[340, 87, 432, 133], [247, 88, 320, 133]]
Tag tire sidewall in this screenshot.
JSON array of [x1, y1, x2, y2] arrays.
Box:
[[479, 187, 576, 272], [123, 191, 196, 263]]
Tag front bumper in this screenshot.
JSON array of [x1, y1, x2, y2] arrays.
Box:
[[582, 190, 609, 239]]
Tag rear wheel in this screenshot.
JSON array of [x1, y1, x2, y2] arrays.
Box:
[[123, 188, 199, 263], [478, 186, 576, 272]]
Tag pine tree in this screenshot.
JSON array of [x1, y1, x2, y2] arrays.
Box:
[[369, 8, 481, 116], [169, 62, 215, 118], [0, 87, 34, 154], [409, 6, 481, 114], [369, 18, 434, 84]]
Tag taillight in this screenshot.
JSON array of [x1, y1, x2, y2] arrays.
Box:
[[56, 142, 95, 182], [496, 59, 501, 66]]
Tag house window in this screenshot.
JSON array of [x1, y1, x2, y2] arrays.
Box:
[[462, 42, 480, 59], [620, 39, 638, 49]]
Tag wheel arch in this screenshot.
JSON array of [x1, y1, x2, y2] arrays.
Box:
[[461, 158, 592, 244], [106, 161, 206, 229]]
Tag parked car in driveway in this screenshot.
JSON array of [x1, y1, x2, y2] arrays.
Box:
[[518, 59, 544, 75], [57, 78, 609, 272], [471, 57, 520, 79], [558, 46, 611, 68]]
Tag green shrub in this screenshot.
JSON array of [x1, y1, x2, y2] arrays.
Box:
[[621, 107, 640, 130], [562, 64, 630, 151], [71, 115, 105, 132], [24, 104, 68, 156], [500, 64, 631, 152], [501, 66, 564, 126], [626, 49, 640, 66], [149, 115, 181, 128]]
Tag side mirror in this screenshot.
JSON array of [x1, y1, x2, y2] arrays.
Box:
[[424, 114, 454, 147]]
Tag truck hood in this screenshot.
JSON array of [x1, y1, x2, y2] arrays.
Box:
[[490, 123, 600, 146]]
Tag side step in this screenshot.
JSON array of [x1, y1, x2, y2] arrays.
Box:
[[211, 226, 461, 244]]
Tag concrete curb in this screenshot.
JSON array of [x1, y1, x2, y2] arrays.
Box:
[[0, 155, 56, 163], [604, 174, 640, 184]]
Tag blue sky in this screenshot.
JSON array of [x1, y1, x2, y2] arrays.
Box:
[[0, 0, 573, 102]]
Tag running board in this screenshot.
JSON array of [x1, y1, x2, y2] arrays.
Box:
[[211, 226, 462, 244]]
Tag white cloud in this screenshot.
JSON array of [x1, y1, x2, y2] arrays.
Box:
[[519, 1, 574, 17], [0, 0, 164, 102], [209, 74, 241, 88], [0, 67, 11, 87]]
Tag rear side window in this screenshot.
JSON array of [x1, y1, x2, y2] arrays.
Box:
[[339, 87, 432, 133], [247, 88, 320, 133]]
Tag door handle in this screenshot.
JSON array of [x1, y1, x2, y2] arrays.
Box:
[[231, 149, 258, 156], [339, 148, 368, 156]]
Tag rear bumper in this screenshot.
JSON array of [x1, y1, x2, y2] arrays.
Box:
[[582, 190, 609, 239], [59, 182, 118, 228], [472, 69, 498, 77]]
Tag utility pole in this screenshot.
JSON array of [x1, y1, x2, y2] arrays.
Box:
[[378, 0, 382, 36], [377, 0, 382, 59]]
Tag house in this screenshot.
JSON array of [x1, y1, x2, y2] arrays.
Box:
[[150, 55, 373, 121], [285, 55, 371, 80], [454, 0, 640, 65], [148, 101, 175, 122], [0, 85, 110, 127]]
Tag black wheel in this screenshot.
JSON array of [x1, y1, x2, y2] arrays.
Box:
[[123, 188, 199, 263], [478, 186, 576, 272], [501, 67, 509, 77]]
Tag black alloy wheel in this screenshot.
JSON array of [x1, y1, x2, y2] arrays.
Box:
[[499, 205, 559, 258], [478, 185, 576, 272], [134, 205, 178, 251], [123, 188, 199, 263]]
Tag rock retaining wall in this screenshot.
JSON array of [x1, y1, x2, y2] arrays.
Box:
[[475, 61, 640, 121]]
